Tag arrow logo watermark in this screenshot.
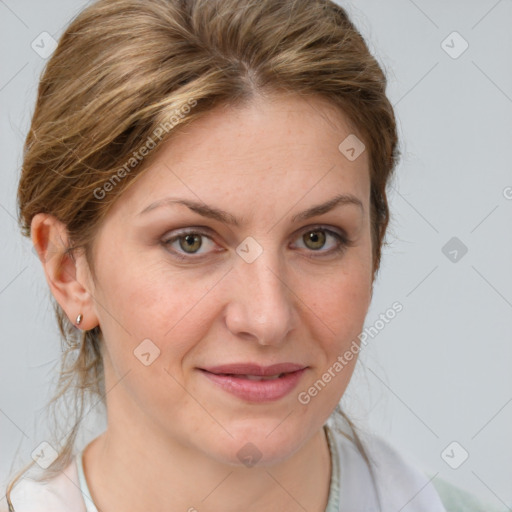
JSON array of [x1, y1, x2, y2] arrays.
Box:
[[442, 236, 468, 263], [134, 338, 161, 366], [338, 134, 366, 162], [31, 31, 58, 59]]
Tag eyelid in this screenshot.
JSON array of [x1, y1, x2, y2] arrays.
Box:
[[161, 227, 220, 259], [161, 224, 353, 260], [291, 225, 353, 259]]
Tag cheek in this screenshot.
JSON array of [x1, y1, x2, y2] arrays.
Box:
[[106, 261, 218, 366], [307, 259, 372, 345], [298, 266, 371, 414]]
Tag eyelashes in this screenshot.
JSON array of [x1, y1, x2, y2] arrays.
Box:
[[161, 225, 354, 261]]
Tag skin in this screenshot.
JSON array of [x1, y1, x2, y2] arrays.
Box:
[[31, 92, 374, 512]]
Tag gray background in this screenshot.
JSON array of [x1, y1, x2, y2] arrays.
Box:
[[1, 0, 511, 508]]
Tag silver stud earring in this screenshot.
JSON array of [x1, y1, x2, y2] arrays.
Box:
[[76, 313, 83, 326]]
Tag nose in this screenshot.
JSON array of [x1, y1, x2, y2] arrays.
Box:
[[224, 246, 298, 346]]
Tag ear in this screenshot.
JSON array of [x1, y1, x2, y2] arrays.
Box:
[[31, 213, 99, 331]]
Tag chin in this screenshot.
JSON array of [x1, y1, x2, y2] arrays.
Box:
[[208, 420, 311, 468]]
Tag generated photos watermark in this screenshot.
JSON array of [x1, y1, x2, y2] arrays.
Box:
[[93, 98, 198, 200], [297, 301, 403, 405]]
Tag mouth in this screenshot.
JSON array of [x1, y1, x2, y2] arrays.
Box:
[[215, 373, 287, 381], [198, 363, 307, 402], [201, 362, 306, 376]]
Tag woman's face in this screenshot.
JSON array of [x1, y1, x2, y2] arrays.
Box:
[[84, 93, 373, 465]]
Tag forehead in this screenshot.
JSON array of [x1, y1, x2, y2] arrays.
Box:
[[108, 93, 370, 221]]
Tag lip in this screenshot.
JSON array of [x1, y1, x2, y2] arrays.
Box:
[[199, 363, 307, 403], [202, 363, 306, 376]]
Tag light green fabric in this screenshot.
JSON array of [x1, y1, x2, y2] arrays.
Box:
[[430, 475, 510, 512]]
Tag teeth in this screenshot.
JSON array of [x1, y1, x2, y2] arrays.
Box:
[[240, 374, 283, 381]]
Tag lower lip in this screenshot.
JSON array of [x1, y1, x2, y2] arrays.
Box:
[[200, 369, 306, 403]]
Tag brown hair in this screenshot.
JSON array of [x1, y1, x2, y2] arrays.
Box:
[[7, 0, 398, 507]]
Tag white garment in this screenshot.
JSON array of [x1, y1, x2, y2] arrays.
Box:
[[6, 421, 447, 512], [324, 418, 446, 511]]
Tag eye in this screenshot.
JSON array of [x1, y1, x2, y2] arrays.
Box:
[[161, 225, 353, 261], [162, 229, 218, 259], [293, 226, 352, 258]]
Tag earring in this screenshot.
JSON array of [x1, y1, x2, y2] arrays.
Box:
[[76, 313, 83, 327]]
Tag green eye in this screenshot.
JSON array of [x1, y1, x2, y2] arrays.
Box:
[[163, 230, 215, 258], [303, 230, 327, 251], [179, 233, 203, 254], [162, 225, 352, 261], [294, 227, 352, 258]]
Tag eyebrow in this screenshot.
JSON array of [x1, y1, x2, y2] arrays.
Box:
[[138, 193, 364, 226]]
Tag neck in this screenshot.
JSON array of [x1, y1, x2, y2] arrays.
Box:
[[83, 412, 332, 512]]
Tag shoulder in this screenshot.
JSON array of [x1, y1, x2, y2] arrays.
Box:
[[328, 422, 506, 512], [362, 434, 507, 512], [430, 475, 508, 512], [352, 429, 447, 511], [327, 421, 444, 511], [5, 458, 86, 512]]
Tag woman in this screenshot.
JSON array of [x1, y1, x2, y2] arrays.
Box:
[[4, 0, 503, 510]]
